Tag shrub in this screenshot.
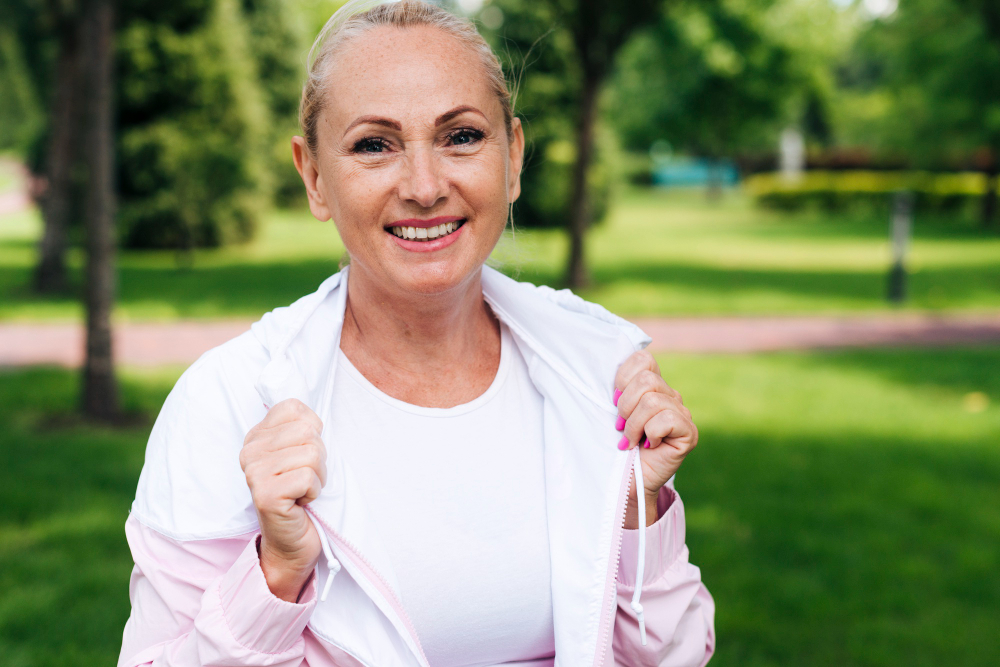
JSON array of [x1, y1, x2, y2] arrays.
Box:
[[117, 0, 271, 249], [746, 171, 992, 218]]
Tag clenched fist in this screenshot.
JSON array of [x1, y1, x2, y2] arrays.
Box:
[[613, 350, 699, 529], [240, 399, 327, 602]]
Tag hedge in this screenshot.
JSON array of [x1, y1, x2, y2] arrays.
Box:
[[745, 171, 996, 215]]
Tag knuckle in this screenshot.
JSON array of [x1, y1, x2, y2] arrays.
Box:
[[639, 369, 661, 390]]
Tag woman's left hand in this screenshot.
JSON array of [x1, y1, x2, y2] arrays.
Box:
[[614, 350, 699, 524]]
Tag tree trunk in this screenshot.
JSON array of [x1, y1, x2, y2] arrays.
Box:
[[565, 74, 601, 289], [35, 18, 83, 294], [81, 0, 120, 421]]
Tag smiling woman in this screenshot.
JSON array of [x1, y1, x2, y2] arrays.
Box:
[[116, 2, 715, 666]]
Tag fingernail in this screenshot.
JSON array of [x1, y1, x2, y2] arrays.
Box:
[[613, 388, 623, 406], [617, 435, 629, 451], [644, 441, 650, 448], [615, 415, 626, 431]]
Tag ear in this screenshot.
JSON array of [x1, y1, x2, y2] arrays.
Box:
[[506, 117, 525, 204], [291, 136, 333, 222]]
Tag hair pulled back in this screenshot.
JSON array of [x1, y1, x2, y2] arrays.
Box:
[[299, 0, 515, 158]]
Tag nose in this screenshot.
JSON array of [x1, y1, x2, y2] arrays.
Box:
[[398, 144, 448, 209]]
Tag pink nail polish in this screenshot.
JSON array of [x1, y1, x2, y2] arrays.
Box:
[[617, 435, 629, 451], [644, 441, 650, 448], [613, 388, 623, 406], [615, 415, 626, 431]]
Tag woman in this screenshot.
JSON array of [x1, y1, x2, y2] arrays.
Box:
[[118, 1, 715, 666]]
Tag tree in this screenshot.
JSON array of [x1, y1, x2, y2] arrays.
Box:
[[554, 0, 661, 288], [845, 0, 1000, 226], [81, 0, 120, 420], [484, 0, 658, 288], [608, 0, 847, 170]]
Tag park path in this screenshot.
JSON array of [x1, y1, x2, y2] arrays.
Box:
[[2, 313, 1000, 368]]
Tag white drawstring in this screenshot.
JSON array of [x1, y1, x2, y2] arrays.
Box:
[[306, 507, 340, 602], [630, 448, 648, 646]]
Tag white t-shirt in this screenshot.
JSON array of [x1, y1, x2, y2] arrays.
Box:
[[330, 321, 555, 667]]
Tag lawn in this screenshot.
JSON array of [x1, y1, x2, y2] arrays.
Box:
[[1, 347, 997, 666], [2, 187, 1000, 321]]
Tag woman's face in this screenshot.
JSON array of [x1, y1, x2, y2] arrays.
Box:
[[292, 25, 524, 297]]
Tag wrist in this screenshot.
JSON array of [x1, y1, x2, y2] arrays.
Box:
[[624, 486, 661, 529], [257, 537, 318, 603]]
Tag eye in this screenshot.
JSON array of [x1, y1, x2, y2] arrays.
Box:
[[447, 128, 484, 147], [353, 137, 390, 154]]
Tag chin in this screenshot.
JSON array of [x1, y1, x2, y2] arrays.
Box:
[[391, 259, 481, 296]]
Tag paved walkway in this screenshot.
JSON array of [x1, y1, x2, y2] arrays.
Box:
[[2, 313, 999, 368]]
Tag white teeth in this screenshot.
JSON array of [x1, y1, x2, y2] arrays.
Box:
[[391, 220, 463, 240]]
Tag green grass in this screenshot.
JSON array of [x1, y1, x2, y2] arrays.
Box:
[[2, 188, 1000, 321], [1, 347, 998, 665]]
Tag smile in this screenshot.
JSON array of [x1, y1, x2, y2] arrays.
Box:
[[388, 219, 465, 241]]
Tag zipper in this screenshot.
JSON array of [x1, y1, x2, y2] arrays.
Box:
[[306, 506, 430, 667], [592, 447, 637, 667]]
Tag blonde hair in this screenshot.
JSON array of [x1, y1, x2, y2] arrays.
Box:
[[299, 0, 515, 158]]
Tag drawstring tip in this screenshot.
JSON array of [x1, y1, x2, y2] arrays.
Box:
[[631, 601, 647, 646], [320, 558, 340, 602]]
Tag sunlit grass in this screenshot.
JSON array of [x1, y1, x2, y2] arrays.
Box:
[[2, 186, 1000, 321]]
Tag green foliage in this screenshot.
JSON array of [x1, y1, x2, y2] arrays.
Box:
[[481, 0, 615, 229], [836, 0, 1000, 161], [606, 0, 850, 157], [0, 27, 43, 155], [242, 0, 313, 208], [747, 170, 995, 217], [117, 0, 274, 249]]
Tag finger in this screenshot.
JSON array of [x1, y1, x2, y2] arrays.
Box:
[[642, 406, 698, 453], [266, 443, 328, 487], [613, 350, 659, 401], [255, 420, 324, 455], [617, 369, 670, 422], [276, 467, 323, 506], [259, 399, 324, 434], [622, 391, 675, 449]]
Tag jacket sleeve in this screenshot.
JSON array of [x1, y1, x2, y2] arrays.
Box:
[[613, 485, 716, 666], [118, 514, 318, 666]]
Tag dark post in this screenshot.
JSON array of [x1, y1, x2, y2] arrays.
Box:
[[887, 191, 913, 304]]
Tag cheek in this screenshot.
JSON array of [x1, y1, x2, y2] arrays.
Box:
[[325, 162, 395, 243], [451, 151, 509, 221]]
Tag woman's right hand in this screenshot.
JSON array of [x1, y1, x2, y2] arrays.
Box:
[[240, 398, 327, 602]]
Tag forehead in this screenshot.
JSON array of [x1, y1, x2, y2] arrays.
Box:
[[324, 24, 500, 130]]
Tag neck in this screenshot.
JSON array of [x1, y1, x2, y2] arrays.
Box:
[[340, 262, 500, 393]]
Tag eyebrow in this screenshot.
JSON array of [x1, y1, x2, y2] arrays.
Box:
[[434, 105, 488, 126], [343, 115, 403, 137], [342, 105, 488, 138]]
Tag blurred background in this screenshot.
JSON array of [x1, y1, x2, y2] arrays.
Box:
[[1, 0, 999, 664]]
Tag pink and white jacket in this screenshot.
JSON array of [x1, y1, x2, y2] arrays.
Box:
[[118, 265, 715, 667]]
